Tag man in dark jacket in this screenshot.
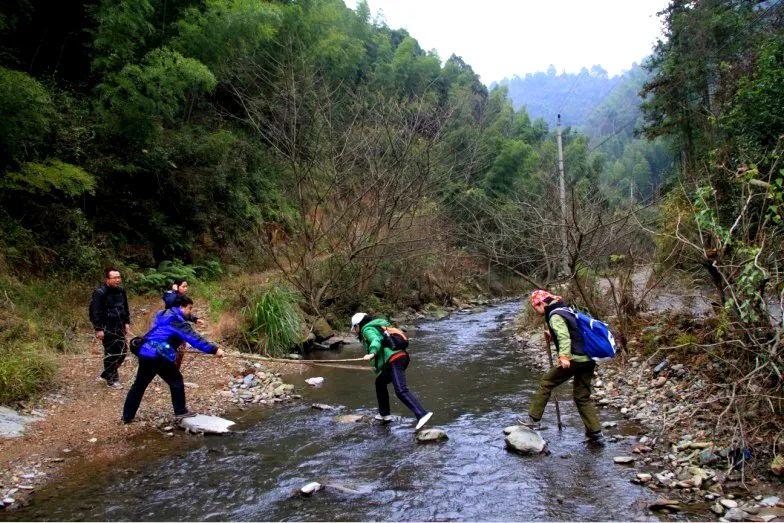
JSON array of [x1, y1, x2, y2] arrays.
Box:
[[89, 268, 130, 388], [122, 296, 224, 423]]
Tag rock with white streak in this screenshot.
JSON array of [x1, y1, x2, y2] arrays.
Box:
[[505, 427, 546, 454], [179, 414, 235, 434], [300, 482, 322, 496]]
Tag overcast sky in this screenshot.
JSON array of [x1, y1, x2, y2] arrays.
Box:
[[344, 0, 669, 84]]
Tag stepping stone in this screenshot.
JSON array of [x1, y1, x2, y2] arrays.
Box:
[[334, 414, 364, 424], [179, 414, 235, 434], [416, 428, 448, 443], [300, 481, 322, 496], [505, 427, 546, 454]]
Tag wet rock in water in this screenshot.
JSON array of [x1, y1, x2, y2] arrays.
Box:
[[503, 425, 523, 435], [305, 377, 324, 386], [601, 421, 618, 429], [300, 481, 322, 496], [179, 414, 235, 434], [613, 456, 636, 464], [416, 428, 448, 443], [334, 414, 364, 424], [649, 498, 682, 512], [635, 473, 653, 483], [760, 496, 780, 507], [505, 427, 546, 455], [311, 403, 337, 411], [711, 502, 726, 515]]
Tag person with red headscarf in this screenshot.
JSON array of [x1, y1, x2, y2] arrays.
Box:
[[523, 290, 603, 441]]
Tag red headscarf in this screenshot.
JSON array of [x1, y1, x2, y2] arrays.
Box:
[[530, 289, 562, 308]]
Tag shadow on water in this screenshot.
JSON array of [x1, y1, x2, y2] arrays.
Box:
[[6, 301, 665, 521]]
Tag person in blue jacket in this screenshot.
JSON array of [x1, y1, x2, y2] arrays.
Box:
[[122, 296, 224, 423]]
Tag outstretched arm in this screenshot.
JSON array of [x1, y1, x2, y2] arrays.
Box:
[[172, 317, 217, 354]]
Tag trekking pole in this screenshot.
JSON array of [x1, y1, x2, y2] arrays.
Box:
[[545, 336, 564, 431]]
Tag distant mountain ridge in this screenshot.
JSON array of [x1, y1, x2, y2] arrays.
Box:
[[493, 65, 627, 128]]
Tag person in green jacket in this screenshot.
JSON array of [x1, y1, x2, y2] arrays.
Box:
[[523, 290, 603, 441], [351, 312, 433, 430]]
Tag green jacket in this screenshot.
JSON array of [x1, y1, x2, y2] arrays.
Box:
[[360, 318, 404, 375], [548, 314, 590, 363]]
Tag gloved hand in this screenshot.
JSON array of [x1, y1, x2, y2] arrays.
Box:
[[557, 355, 571, 369], [363, 354, 374, 361]]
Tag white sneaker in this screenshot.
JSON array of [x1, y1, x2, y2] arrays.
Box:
[[374, 414, 394, 423], [107, 381, 124, 389], [414, 412, 433, 431]]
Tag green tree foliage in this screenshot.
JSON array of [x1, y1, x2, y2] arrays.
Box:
[[724, 37, 784, 157], [0, 66, 54, 165], [98, 48, 217, 144], [1, 160, 95, 197]]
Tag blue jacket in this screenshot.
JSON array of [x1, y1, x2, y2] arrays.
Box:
[[161, 290, 199, 321], [138, 307, 217, 361]]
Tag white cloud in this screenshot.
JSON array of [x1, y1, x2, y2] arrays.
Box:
[[345, 0, 668, 84]]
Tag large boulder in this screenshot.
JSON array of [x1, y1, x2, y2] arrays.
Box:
[[311, 317, 334, 341], [504, 426, 546, 454]]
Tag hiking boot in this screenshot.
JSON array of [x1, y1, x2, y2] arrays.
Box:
[[174, 412, 197, 422], [517, 416, 542, 431], [585, 430, 605, 444], [374, 414, 394, 423], [414, 412, 433, 431]]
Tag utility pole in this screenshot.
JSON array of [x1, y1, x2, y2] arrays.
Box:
[[556, 114, 570, 277]]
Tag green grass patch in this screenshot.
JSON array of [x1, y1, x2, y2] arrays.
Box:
[[0, 343, 57, 404], [242, 285, 304, 357]]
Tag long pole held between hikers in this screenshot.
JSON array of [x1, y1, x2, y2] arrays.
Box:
[[545, 335, 564, 431]]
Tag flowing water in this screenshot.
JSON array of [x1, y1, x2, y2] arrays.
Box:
[[7, 301, 659, 521]]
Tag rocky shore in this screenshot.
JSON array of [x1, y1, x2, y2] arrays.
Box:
[[0, 347, 301, 512], [512, 325, 784, 521]]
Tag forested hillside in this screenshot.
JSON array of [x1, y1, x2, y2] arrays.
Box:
[[494, 65, 622, 127], [0, 0, 600, 401]]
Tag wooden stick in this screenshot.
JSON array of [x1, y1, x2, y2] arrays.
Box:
[[545, 337, 564, 431], [66, 350, 372, 371]]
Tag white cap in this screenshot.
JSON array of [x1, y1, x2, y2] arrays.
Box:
[[350, 312, 367, 330]]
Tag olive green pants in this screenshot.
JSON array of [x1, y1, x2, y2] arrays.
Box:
[[528, 360, 601, 434]]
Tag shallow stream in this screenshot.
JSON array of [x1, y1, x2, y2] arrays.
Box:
[[7, 301, 660, 521]]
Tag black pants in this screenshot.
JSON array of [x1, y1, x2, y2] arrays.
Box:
[[375, 356, 427, 419], [101, 331, 127, 383], [123, 356, 187, 422]]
